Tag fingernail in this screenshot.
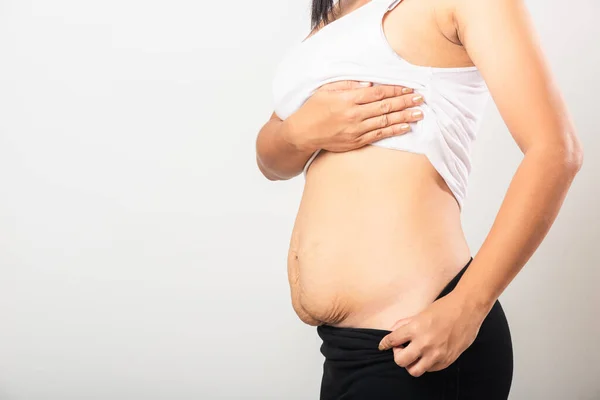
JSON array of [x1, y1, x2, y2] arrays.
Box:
[[400, 123, 410, 130], [402, 87, 413, 94], [412, 110, 423, 119], [359, 81, 371, 86], [378, 341, 385, 351], [412, 95, 424, 104]]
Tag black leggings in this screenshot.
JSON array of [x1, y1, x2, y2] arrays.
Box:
[[317, 258, 514, 400]]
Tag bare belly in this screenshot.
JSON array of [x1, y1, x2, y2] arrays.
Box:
[[288, 145, 471, 330]]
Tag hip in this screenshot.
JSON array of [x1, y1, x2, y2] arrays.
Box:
[[317, 269, 514, 400]]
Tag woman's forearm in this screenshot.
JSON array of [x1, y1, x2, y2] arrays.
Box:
[[255, 114, 316, 181], [453, 142, 583, 314]]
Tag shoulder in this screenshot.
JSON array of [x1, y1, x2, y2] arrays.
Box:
[[452, 0, 526, 24], [450, 0, 528, 45]]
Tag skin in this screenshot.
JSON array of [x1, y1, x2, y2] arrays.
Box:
[[256, 81, 425, 180], [256, 0, 583, 378], [377, 0, 583, 377]]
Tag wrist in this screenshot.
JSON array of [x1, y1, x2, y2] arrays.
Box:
[[450, 288, 495, 320], [280, 117, 317, 154]]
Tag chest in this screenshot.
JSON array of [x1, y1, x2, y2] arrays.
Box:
[[272, 0, 473, 119], [296, 0, 461, 66]]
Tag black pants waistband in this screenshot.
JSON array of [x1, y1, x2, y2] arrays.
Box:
[[316, 257, 513, 400], [317, 256, 474, 348]]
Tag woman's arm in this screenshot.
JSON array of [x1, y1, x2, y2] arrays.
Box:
[[255, 112, 315, 181], [379, 0, 583, 377], [450, 0, 583, 311], [255, 21, 337, 181], [256, 81, 425, 180]]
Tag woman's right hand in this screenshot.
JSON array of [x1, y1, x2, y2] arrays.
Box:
[[282, 80, 425, 153]]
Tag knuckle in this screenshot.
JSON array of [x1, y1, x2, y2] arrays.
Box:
[[439, 356, 451, 368], [351, 92, 364, 103], [372, 86, 385, 100], [381, 336, 392, 348], [338, 91, 353, 102], [393, 353, 404, 366], [379, 100, 392, 114], [344, 109, 358, 122], [410, 321, 421, 332], [344, 124, 357, 136], [373, 129, 385, 139], [392, 126, 402, 135], [345, 129, 358, 140], [413, 344, 426, 357], [420, 338, 434, 352], [379, 114, 389, 128], [352, 134, 365, 147]]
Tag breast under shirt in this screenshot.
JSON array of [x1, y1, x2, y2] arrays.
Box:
[[271, 0, 491, 209]]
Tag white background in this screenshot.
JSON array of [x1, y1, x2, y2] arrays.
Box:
[[0, 0, 598, 399]]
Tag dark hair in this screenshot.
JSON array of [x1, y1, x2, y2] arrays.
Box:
[[311, 0, 337, 29]]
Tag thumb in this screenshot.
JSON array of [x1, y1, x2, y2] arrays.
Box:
[[319, 80, 372, 92]]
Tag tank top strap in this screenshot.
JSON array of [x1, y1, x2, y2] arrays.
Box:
[[382, 0, 403, 11]]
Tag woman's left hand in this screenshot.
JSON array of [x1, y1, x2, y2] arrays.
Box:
[[378, 291, 491, 377]]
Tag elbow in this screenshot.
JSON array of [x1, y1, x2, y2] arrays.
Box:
[[256, 155, 282, 181], [568, 148, 584, 175], [528, 130, 584, 177], [564, 132, 584, 175], [552, 133, 584, 177], [262, 171, 281, 181]]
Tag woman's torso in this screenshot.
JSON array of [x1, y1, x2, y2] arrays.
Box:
[[281, 0, 482, 330]]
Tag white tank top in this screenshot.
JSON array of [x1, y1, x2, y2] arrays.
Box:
[[271, 0, 491, 209]]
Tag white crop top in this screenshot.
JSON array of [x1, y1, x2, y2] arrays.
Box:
[[271, 0, 491, 209]]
